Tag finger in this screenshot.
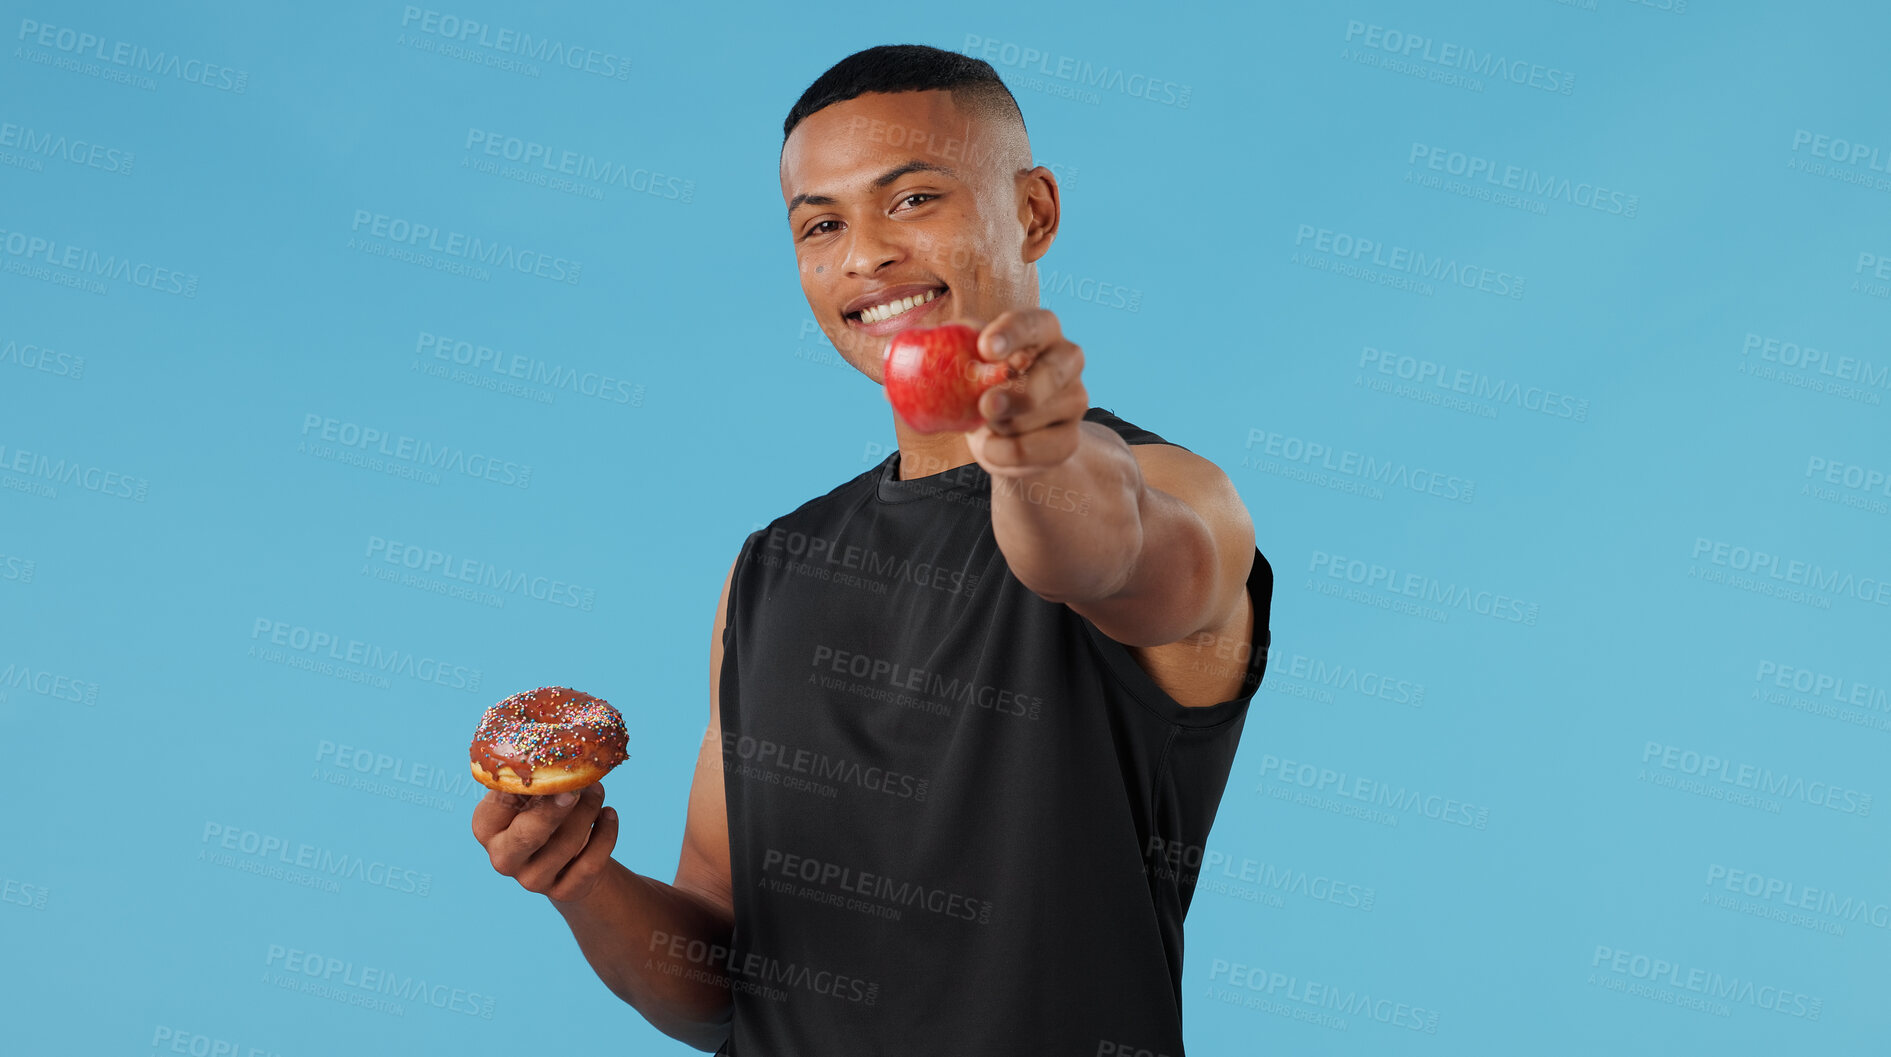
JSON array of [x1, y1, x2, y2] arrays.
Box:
[[516, 784, 606, 893], [470, 789, 529, 845], [976, 419, 1085, 475], [524, 783, 605, 876], [981, 344, 1084, 434], [981, 379, 1087, 439], [485, 788, 586, 875], [978, 308, 1063, 362], [1033, 340, 1084, 393], [547, 805, 621, 904]]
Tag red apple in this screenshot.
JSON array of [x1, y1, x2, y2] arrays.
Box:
[[882, 323, 1011, 434]]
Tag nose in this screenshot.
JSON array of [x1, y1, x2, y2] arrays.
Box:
[[842, 216, 904, 277]]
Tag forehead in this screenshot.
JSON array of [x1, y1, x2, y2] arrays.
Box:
[[780, 89, 982, 197]]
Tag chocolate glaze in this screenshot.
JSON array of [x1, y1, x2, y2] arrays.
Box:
[[470, 685, 628, 790]]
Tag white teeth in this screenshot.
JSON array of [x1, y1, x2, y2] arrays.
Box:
[[859, 288, 939, 324]]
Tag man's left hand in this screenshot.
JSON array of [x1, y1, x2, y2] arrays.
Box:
[[962, 308, 1088, 480]]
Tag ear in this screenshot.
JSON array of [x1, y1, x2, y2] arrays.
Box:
[[1018, 166, 1061, 265]]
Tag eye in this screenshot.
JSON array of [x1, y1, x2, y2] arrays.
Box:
[[802, 219, 840, 241], [896, 193, 938, 211]]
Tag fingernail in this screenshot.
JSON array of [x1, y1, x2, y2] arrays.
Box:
[[989, 336, 1008, 355], [555, 792, 577, 806]]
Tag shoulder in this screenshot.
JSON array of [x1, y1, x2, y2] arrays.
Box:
[[733, 461, 884, 570], [1081, 406, 1193, 452], [1091, 409, 1256, 596], [1078, 406, 1226, 507], [765, 459, 885, 532]]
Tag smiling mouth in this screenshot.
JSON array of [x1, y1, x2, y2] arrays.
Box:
[[847, 286, 946, 326]]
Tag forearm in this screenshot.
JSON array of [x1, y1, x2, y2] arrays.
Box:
[[991, 420, 1144, 604], [550, 860, 734, 1050]]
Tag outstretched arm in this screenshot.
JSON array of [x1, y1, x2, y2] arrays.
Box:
[[966, 308, 1255, 648]]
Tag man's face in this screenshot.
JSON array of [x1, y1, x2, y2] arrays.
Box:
[[780, 89, 1048, 383]]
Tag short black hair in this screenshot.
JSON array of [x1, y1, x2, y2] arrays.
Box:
[[782, 44, 1025, 143]]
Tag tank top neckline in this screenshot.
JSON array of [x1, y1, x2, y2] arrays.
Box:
[[874, 450, 991, 505]]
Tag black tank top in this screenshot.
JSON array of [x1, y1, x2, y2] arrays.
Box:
[[714, 407, 1273, 1056]]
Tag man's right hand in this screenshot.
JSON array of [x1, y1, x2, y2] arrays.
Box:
[[471, 782, 620, 904]]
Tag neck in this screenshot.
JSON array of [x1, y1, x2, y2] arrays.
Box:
[[891, 417, 975, 480]]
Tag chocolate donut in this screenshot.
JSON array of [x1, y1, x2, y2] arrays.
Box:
[[470, 686, 628, 795]]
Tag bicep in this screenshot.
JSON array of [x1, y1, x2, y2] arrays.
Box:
[[1067, 445, 1255, 648], [675, 554, 737, 923]]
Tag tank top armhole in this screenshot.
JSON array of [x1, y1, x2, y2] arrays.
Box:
[[724, 528, 764, 651], [719, 528, 768, 739], [1075, 545, 1273, 729]]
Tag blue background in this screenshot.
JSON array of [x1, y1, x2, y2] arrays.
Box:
[[3, 0, 1888, 1053]]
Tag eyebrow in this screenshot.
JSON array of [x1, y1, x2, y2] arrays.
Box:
[[787, 159, 960, 216]]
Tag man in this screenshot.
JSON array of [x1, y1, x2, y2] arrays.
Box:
[[471, 44, 1273, 1055]]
